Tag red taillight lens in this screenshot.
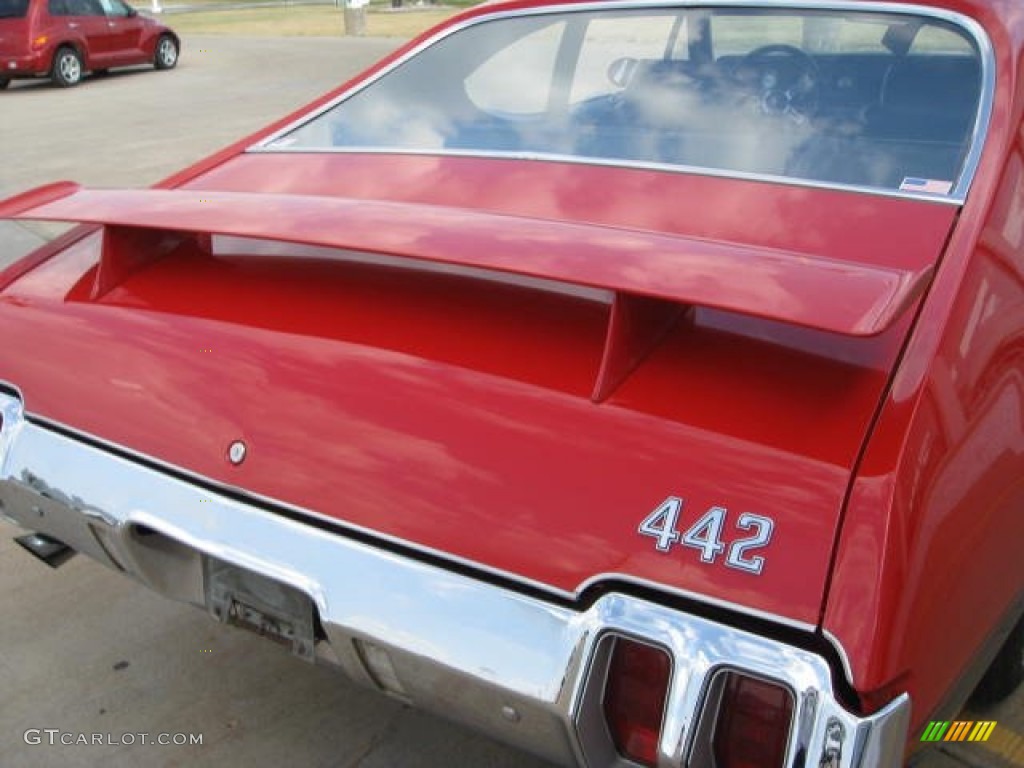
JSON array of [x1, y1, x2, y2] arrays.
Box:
[[712, 673, 794, 768], [602, 637, 671, 766]]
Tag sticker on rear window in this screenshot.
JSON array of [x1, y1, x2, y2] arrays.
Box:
[[900, 177, 953, 195]]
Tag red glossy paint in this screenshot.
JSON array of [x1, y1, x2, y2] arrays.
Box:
[[2, 0, 1023, 749], [0, 184, 936, 337], [183, 152, 953, 274], [821, 0, 1024, 733], [0, 218, 909, 626], [0, 112, 956, 631]]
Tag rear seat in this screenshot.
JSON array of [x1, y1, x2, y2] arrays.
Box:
[[867, 55, 980, 143], [861, 55, 981, 187], [788, 54, 980, 190]]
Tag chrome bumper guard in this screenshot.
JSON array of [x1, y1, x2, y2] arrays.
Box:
[[0, 393, 909, 767]]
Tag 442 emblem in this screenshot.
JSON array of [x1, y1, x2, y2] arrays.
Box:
[[638, 497, 774, 575]]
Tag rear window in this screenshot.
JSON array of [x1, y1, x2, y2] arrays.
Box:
[[0, 0, 28, 17], [266, 6, 988, 200]]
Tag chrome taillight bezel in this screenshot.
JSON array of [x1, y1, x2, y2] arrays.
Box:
[[576, 632, 675, 768], [688, 667, 797, 768], [568, 594, 910, 768]]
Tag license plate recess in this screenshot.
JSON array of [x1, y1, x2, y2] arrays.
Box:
[[203, 556, 316, 661]]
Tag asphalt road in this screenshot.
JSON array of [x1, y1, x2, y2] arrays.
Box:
[[0, 34, 1021, 768]]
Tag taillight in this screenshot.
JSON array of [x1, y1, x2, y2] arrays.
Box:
[[711, 672, 794, 768], [602, 637, 671, 766]]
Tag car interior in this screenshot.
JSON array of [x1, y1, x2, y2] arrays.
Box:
[[569, 15, 982, 191], [281, 8, 984, 197]]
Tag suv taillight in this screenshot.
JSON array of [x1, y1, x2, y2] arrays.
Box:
[[711, 672, 794, 768], [602, 637, 671, 766]]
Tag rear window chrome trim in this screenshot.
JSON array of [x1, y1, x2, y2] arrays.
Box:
[[249, 0, 995, 206], [248, 145, 965, 205]]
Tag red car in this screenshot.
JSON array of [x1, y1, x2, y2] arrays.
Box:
[[0, 0, 1019, 765], [0, 0, 178, 88]]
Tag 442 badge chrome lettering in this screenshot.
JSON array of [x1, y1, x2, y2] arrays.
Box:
[[638, 497, 774, 575]]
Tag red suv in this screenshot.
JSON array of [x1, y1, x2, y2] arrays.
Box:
[[0, 0, 178, 87]]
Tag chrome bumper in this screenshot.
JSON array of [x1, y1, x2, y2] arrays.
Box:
[[0, 392, 909, 767]]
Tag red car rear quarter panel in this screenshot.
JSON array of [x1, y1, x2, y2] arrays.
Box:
[[824, 0, 1024, 724], [0, 157, 958, 627], [826, 220, 1024, 719]]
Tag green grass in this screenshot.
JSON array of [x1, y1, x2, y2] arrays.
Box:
[[161, 0, 476, 6], [157, 5, 973, 48], [163, 4, 459, 37]]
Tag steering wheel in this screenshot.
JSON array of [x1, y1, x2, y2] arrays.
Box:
[[734, 44, 820, 123]]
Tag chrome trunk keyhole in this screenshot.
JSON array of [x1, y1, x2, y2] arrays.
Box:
[[228, 441, 247, 465]]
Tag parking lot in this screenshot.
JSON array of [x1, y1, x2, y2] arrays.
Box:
[[0, 33, 1021, 768]]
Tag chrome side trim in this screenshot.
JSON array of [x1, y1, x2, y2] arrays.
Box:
[[574, 572, 817, 633], [249, 0, 996, 205], [824, 627, 858, 689], [0, 390, 908, 767]]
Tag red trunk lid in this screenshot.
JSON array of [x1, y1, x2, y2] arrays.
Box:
[[0, 154, 958, 627]]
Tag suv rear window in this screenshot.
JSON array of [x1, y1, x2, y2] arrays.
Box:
[[0, 0, 28, 17]]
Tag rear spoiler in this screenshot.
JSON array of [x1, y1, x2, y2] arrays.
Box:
[[2, 181, 934, 401], [0, 181, 931, 341]]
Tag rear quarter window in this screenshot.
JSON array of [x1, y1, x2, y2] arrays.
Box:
[[0, 0, 28, 18]]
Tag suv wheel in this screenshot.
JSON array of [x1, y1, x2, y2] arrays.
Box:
[[154, 35, 178, 70], [51, 47, 83, 88], [0, 78, 10, 90]]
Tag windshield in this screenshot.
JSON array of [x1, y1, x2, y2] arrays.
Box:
[[0, 0, 28, 17], [268, 6, 986, 198]]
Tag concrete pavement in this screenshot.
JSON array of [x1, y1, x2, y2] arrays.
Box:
[[0, 33, 1020, 768], [0, 34, 548, 768]]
